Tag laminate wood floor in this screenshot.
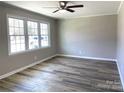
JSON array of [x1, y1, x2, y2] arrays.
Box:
[[0, 56, 122, 92]]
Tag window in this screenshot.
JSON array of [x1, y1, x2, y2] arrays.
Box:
[[40, 23, 49, 47], [8, 18, 25, 54], [27, 21, 39, 49], [8, 16, 50, 55]]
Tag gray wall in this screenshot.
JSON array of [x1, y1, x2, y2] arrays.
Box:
[[57, 15, 117, 59], [117, 2, 124, 89], [0, 3, 57, 76], [0, 2, 119, 79]]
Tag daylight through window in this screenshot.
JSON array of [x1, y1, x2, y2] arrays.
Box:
[[8, 17, 50, 54], [27, 21, 39, 49], [8, 18, 25, 53], [40, 23, 49, 47]]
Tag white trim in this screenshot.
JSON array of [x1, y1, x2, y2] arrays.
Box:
[[117, 1, 124, 14], [116, 60, 124, 91], [57, 54, 117, 62], [0, 54, 57, 80], [7, 14, 51, 56], [60, 13, 117, 20], [39, 22, 51, 48], [9, 46, 51, 56]]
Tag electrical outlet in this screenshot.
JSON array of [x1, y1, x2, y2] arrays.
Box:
[[34, 56, 37, 60]]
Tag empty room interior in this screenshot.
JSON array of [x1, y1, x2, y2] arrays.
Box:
[[0, 1, 124, 92]]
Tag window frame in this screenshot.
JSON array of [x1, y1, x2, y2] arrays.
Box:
[[7, 14, 51, 56], [27, 19, 39, 50], [39, 21, 51, 48], [7, 15, 27, 55]]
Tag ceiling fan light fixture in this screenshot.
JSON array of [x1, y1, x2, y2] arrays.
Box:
[[59, 9, 66, 13], [52, 1, 84, 13], [60, 2, 65, 6]]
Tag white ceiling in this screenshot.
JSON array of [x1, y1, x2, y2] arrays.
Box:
[[5, 1, 120, 19]]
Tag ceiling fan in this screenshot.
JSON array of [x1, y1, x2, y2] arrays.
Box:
[[53, 1, 84, 13], [43, 1, 84, 13]]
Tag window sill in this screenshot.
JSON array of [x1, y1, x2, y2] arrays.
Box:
[[9, 46, 51, 56]]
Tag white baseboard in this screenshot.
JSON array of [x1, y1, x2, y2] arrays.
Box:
[[0, 53, 117, 80], [57, 54, 117, 62], [57, 54, 124, 90], [0, 54, 57, 80], [116, 60, 124, 91], [0, 53, 121, 91]]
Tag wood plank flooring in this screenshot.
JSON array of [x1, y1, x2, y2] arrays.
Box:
[[0, 56, 122, 92]]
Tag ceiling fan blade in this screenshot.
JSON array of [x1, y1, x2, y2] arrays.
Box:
[[53, 9, 59, 13], [42, 7, 59, 8], [67, 5, 84, 8], [66, 8, 75, 13]]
